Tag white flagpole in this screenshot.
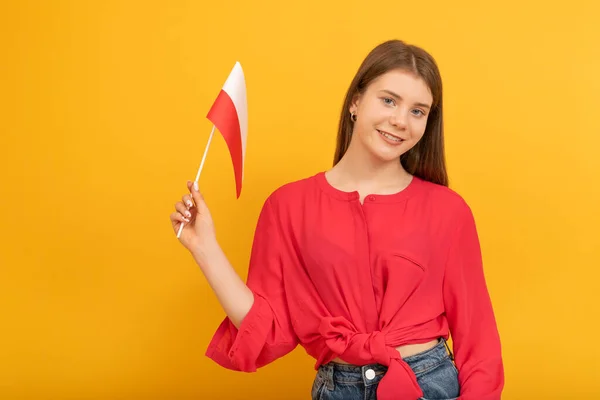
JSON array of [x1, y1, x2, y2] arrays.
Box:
[[177, 125, 216, 239]]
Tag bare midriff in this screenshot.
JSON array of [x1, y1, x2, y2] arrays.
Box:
[[330, 338, 440, 365]]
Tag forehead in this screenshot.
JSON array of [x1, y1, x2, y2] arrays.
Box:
[[368, 69, 433, 104]]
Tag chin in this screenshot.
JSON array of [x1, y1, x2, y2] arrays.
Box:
[[368, 146, 405, 164]]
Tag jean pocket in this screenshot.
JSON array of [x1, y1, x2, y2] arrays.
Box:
[[416, 358, 460, 400]]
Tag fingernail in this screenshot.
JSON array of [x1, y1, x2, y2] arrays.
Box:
[[186, 200, 193, 208], [193, 181, 198, 191], [185, 211, 191, 218]]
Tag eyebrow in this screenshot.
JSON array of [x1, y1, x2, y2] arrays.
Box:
[[380, 89, 431, 110]]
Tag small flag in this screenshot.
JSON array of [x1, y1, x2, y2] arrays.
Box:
[[206, 61, 248, 198]]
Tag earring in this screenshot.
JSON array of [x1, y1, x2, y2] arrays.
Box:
[[351, 112, 357, 122]]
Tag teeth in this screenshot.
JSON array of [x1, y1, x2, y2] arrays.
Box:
[[378, 130, 403, 142]]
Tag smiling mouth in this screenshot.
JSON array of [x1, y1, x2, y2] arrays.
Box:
[[377, 130, 405, 143]]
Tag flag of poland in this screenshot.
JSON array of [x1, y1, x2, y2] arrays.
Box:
[[206, 62, 248, 198]]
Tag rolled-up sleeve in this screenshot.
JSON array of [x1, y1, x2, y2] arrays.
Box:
[[205, 196, 298, 372]]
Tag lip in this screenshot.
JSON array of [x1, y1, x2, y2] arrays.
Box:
[[377, 129, 405, 142]]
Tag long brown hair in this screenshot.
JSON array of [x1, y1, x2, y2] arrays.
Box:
[[333, 40, 448, 187]]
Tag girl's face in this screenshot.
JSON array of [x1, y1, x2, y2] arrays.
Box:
[[350, 69, 433, 164]]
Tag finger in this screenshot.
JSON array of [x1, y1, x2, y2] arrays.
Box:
[[186, 181, 198, 207], [181, 194, 194, 209], [188, 180, 206, 208], [174, 201, 192, 220], [170, 211, 189, 226]]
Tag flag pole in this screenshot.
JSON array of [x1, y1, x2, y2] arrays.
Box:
[[177, 124, 216, 239]]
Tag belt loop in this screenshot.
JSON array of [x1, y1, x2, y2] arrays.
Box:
[[324, 364, 335, 391]]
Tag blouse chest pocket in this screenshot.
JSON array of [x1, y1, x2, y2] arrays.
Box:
[[374, 252, 428, 308], [389, 252, 426, 272], [383, 250, 429, 279]]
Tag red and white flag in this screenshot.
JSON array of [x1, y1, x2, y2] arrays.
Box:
[[206, 62, 248, 198]]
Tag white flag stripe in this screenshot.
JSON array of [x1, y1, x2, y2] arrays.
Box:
[[222, 61, 248, 179]]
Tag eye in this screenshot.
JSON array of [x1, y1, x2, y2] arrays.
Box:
[[382, 97, 395, 106], [411, 109, 426, 117]]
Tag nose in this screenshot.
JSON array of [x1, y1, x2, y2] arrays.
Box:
[[390, 109, 408, 130]]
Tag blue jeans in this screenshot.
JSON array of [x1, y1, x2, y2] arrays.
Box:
[[311, 338, 460, 400]]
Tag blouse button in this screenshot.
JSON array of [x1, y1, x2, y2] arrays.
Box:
[[365, 368, 376, 380], [367, 195, 375, 201]]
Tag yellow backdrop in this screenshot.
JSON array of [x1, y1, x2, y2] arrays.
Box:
[[2, 1, 599, 399]]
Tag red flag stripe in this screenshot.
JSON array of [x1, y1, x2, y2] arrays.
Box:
[[206, 89, 244, 198]]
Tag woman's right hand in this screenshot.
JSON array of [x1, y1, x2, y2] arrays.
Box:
[[170, 182, 254, 327], [170, 180, 217, 257]]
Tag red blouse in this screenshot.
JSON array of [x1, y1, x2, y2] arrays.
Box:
[[205, 172, 504, 399]]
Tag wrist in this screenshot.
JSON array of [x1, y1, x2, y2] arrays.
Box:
[[191, 238, 221, 267]]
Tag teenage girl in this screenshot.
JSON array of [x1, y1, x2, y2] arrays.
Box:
[[170, 39, 504, 400]]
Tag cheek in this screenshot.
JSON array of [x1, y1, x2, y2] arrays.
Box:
[[410, 119, 428, 137], [363, 103, 391, 120], [357, 126, 379, 148]]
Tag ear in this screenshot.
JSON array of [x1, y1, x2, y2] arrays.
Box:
[[349, 92, 361, 114]]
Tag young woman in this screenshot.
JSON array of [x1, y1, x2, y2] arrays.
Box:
[[170, 39, 504, 400]]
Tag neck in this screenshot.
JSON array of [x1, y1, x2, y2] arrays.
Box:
[[330, 140, 410, 190]]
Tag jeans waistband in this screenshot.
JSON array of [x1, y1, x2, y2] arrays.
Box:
[[318, 337, 454, 387]]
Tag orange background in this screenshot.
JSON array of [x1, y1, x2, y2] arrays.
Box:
[[1, 1, 599, 398]]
